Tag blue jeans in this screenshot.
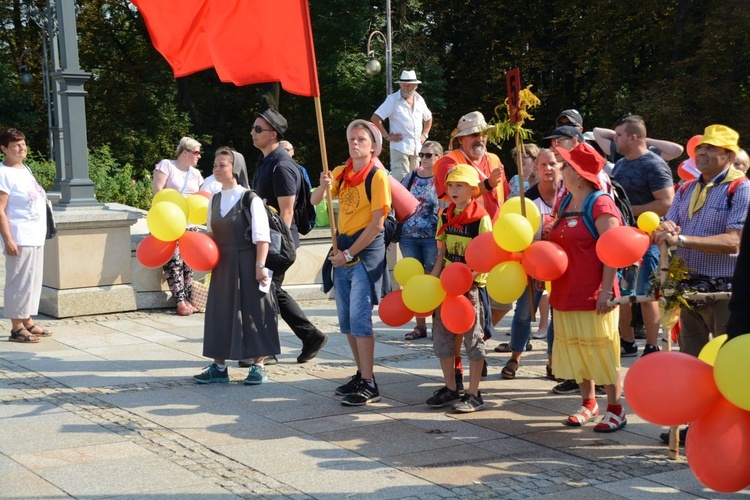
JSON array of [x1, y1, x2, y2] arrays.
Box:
[[547, 311, 555, 355], [399, 237, 438, 273], [509, 284, 544, 352], [333, 260, 374, 337]]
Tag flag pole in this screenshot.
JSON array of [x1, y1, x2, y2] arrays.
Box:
[[313, 96, 338, 253]]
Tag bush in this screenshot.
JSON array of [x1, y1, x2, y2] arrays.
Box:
[[25, 145, 153, 210]]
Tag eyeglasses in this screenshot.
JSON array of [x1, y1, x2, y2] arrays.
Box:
[[418, 152, 436, 158], [253, 125, 274, 134], [552, 137, 572, 147], [189, 150, 201, 156]]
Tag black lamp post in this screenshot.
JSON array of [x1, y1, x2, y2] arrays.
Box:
[[365, 0, 393, 98]]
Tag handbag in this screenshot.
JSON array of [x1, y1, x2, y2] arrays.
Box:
[[190, 273, 211, 312], [45, 198, 57, 240]]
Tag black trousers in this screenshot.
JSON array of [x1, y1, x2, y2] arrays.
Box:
[[272, 270, 323, 345]]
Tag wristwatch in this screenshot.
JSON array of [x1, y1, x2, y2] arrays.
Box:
[[343, 249, 354, 263], [677, 235, 687, 248], [256, 262, 266, 269], [423, 133, 429, 139]]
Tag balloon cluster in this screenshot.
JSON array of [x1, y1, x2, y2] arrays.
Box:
[[379, 199, 570, 333], [624, 335, 750, 493], [136, 189, 219, 272]]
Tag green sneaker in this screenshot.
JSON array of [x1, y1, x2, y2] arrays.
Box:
[[244, 364, 268, 385], [193, 363, 229, 384]]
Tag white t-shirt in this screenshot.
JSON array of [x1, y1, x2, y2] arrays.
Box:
[[0, 165, 47, 247], [374, 91, 432, 156], [200, 174, 222, 195], [154, 159, 203, 195], [207, 186, 270, 244]]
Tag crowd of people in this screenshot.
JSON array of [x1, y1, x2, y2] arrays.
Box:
[[4, 67, 749, 438]]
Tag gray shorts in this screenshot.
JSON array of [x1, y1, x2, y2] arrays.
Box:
[[432, 287, 486, 361]]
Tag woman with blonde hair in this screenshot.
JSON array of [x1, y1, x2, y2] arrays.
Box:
[[152, 137, 205, 316]]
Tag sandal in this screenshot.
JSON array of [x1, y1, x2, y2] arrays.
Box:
[[565, 403, 600, 427], [9, 327, 40, 344], [404, 326, 427, 340], [594, 409, 627, 433], [24, 323, 52, 337], [176, 301, 193, 316], [493, 341, 532, 353], [501, 359, 519, 379]]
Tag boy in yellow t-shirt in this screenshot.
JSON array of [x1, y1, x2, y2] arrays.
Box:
[[428, 164, 491, 412]]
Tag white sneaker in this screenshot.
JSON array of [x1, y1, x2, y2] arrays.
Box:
[[532, 327, 548, 340]]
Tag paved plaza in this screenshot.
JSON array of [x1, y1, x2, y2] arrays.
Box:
[[1, 272, 748, 499]]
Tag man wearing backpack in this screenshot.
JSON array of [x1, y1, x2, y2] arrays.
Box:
[[251, 109, 328, 364], [611, 115, 675, 357]]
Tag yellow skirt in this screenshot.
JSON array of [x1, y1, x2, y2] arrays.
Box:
[[551, 309, 621, 385]]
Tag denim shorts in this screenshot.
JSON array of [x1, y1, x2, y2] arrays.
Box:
[[620, 244, 659, 296], [399, 237, 438, 273], [333, 260, 374, 337]]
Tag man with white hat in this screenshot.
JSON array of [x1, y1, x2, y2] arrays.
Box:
[[371, 70, 433, 181]]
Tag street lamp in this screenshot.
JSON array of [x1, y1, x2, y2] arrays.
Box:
[[19, 49, 54, 161], [365, 0, 393, 97]]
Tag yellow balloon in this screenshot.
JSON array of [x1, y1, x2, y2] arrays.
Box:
[[394, 257, 425, 287], [493, 213, 534, 252], [637, 211, 661, 235], [500, 197, 541, 234], [153, 189, 188, 217], [714, 335, 750, 411], [147, 201, 187, 242], [186, 194, 209, 225], [486, 261, 527, 303], [699, 334, 728, 366], [402, 274, 446, 313]]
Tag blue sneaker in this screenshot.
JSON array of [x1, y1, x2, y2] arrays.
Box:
[[193, 363, 229, 384], [244, 364, 268, 385]]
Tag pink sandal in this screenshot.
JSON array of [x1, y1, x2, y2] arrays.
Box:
[[594, 409, 627, 433], [565, 403, 599, 427]]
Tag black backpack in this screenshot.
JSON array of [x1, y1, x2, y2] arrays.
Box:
[[293, 163, 316, 235], [241, 189, 297, 274]]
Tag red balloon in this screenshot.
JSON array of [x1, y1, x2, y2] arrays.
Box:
[[624, 351, 721, 426], [415, 310, 434, 318], [440, 295, 475, 334], [686, 134, 702, 159], [178, 231, 220, 271], [595, 226, 650, 268], [465, 232, 514, 273], [686, 396, 750, 493], [440, 262, 473, 296], [196, 191, 213, 199], [521, 241, 569, 281], [378, 290, 414, 327], [136, 234, 176, 268]]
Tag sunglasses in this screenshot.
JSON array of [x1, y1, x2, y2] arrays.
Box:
[[418, 152, 436, 158], [189, 150, 201, 156], [253, 125, 274, 134]]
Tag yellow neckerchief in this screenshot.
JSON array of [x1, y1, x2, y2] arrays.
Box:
[[688, 167, 746, 218]]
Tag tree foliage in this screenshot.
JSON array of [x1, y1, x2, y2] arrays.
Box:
[[1, 0, 749, 186]]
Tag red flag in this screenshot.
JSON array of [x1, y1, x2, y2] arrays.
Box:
[[506, 68, 521, 124], [131, 0, 320, 97]]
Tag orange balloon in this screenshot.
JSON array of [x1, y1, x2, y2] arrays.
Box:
[[686, 397, 750, 493], [136, 234, 176, 268], [686, 134, 702, 159], [440, 295, 475, 334], [415, 310, 433, 318], [465, 232, 514, 273], [178, 231, 219, 271], [595, 226, 650, 268], [521, 241, 569, 281], [378, 290, 414, 327], [440, 262, 473, 296], [623, 351, 720, 426]]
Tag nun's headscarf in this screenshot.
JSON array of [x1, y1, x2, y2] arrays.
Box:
[[230, 150, 250, 188]]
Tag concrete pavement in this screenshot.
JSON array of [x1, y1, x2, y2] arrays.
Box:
[[1, 274, 748, 498]]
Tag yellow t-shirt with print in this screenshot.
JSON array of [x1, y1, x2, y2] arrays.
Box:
[[436, 210, 492, 287], [331, 165, 392, 236]]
